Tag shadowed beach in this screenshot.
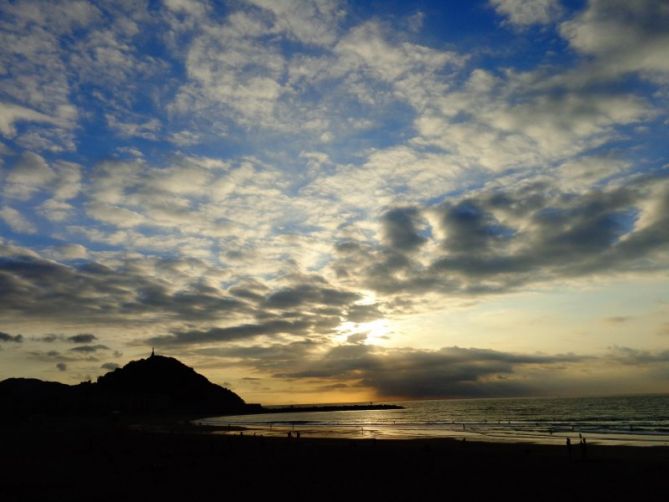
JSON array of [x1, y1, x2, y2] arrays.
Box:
[[3, 355, 668, 501], [2, 417, 667, 502]]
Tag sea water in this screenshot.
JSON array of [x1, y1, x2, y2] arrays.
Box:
[[198, 394, 669, 446]]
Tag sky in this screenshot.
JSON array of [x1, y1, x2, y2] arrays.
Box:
[[0, 0, 668, 405]]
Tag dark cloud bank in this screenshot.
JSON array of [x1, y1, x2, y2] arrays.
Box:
[[337, 171, 669, 297], [2, 172, 668, 349], [280, 344, 585, 399], [202, 341, 669, 399], [0, 331, 23, 343]]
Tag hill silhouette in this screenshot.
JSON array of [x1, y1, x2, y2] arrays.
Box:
[[94, 354, 248, 414], [0, 378, 75, 415], [0, 353, 255, 419]]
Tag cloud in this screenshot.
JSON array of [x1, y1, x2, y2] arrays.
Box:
[[560, 0, 669, 79], [164, 0, 209, 18], [345, 303, 383, 323], [381, 207, 427, 251], [148, 321, 311, 346], [346, 332, 367, 344], [27, 349, 97, 364], [415, 77, 652, 171], [143, 276, 363, 345], [46, 244, 88, 261], [333, 20, 460, 85], [333, 170, 669, 298], [101, 362, 120, 371], [51, 161, 82, 199], [605, 316, 630, 324], [0, 331, 23, 343], [56, 362, 67, 371], [219, 339, 669, 399], [0, 249, 249, 324], [491, 0, 563, 26], [147, 290, 351, 345], [173, 19, 286, 129], [2, 0, 100, 34], [3, 152, 55, 199], [69, 344, 109, 353], [196, 339, 320, 373], [0, 1, 667, 399], [31, 333, 96, 343], [39, 199, 75, 223], [607, 346, 669, 365], [440, 200, 513, 256], [77, 156, 303, 263], [0, 4, 79, 151], [33, 334, 61, 343], [106, 115, 162, 140], [265, 283, 359, 309], [222, 342, 585, 399], [350, 346, 583, 399], [0, 206, 36, 234], [0, 240, 366, 347], [0, 102, 60, 137], [168, 5, 462, 143], [67, 334, 97, 344], [246, 0, 344, 46]]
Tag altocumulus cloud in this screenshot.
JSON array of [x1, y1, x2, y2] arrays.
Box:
[[0, 0, 668, 395]]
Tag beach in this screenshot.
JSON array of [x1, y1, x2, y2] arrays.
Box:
[[200, 395, 669, 447], [2, 417, 667, 501]]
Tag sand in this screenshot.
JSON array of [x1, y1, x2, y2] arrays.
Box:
[[1, 417, 667, 501]]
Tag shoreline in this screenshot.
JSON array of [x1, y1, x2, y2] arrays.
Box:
[[194, 394, 669, 448], [199, 423, 669, 447], [194, 418, 669, 447]]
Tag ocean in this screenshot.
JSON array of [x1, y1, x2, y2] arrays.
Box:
[[198, 394, 669, 446]]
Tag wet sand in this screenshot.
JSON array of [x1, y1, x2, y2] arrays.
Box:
[[198, 419, 669, 446], [1, 418, 667, 501]]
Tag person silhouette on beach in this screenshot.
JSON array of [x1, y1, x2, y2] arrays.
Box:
[[566, 437, 572, 460], [580, 437, 587, 460]]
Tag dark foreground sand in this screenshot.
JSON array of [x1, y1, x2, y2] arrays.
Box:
[[1, 418, 667, 501]]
